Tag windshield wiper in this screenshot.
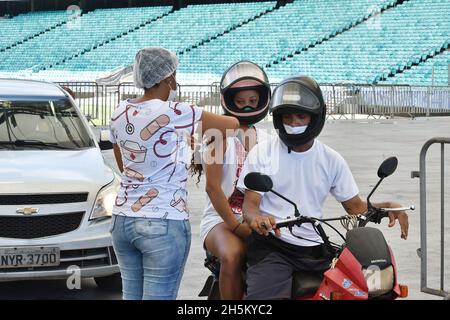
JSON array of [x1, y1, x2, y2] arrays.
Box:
[[0, 140, 74, 150], [0, 143, 14, 150], [0, 141, 16, 149]]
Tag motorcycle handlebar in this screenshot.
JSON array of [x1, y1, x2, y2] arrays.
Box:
[[274, 215, 349, 229], [274, 216, 313, 229], [378, 206, 415, 212], [274, 215, 346, 244], [275, 205, 415, 229], [274, 204, 415, 236], [363, 204, 414, 225]]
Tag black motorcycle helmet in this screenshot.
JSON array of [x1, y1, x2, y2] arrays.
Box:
[[270, 76, 326, 148], [220, 61, 271, 125]]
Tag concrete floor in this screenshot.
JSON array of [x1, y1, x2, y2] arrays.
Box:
[[0, 116, 448, 300]]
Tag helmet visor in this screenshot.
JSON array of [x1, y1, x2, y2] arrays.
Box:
[[271, 81, 322, 114], [221, 61, 268, 90]]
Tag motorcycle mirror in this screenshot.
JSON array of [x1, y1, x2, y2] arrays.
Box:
[[244, 172, 273, 192], [377, 156, 398, 178], [367, 156, 398, 208]]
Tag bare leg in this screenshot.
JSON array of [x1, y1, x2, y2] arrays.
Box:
[[205, 223, 246, 300]]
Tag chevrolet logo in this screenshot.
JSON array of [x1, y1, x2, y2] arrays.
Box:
[[16, 207, 39, 215]]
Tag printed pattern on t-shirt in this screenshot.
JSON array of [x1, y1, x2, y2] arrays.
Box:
[[109, 99, 202, 220]]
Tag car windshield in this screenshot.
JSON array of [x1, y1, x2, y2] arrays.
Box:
[[0, 98, 94, 150]]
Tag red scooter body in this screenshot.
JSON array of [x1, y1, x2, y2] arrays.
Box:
[[296, 246, 402, 300]]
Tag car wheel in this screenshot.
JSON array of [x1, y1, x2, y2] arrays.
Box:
[[94, 273, 122, 292]]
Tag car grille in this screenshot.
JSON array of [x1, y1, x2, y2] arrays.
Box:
[[0, 247, 117, 273], [0, 212, 84, 239], [0, 193, 88, 205]]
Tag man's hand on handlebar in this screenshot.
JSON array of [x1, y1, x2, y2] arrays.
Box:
[[342, 196, 410, 240], [384, 202, 409, 240], [249, 214, 281, 237]]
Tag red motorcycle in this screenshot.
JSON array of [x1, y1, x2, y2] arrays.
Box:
[[200, 157, 413, 300]]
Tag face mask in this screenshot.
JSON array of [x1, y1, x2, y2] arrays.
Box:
[[284, 124, 308, 135], [242, 106, 255, 112], [167, 89, 177, 102], [166, 75, 178, 101]]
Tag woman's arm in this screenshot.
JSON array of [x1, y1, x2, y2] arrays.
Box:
[[205, 166, 242, 231], [200, 111, 239, 139], [112, 143, 124, 173], [204, 138, 241, 231]]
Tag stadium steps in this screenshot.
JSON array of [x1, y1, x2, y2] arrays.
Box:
[[41, 2, 278, 72], [178, 3, 279, 56], [263, 0, 449, 84], [382, 47, 450, 85], [176, 0, 402, 80], [374, 40, 450, 83], [37, 9, 173, 72], [0, 10, 83, 53], [265, 0, 404, 69]]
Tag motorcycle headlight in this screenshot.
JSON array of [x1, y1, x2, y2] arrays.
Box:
[[363, 265, 394, 297], [90, 180, 119, 221]]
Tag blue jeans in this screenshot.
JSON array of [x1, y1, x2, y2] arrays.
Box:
[[110, 215, 191, 300]]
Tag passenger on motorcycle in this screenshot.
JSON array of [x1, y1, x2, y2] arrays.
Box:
[[191, 61, 272, 299], [236, 76, 409, 300]]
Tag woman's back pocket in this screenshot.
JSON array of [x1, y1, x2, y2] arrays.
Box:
[[134, 218, 168, 239]]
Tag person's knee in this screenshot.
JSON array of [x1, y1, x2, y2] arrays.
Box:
[[220, 247, 246, 272]]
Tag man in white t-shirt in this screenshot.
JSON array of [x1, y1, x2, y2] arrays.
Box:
[[236, 76, 409, 300]]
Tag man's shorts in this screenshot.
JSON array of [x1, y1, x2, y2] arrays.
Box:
[[245, 233, 334, 300]]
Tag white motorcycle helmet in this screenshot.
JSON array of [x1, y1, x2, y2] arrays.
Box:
[[220, 61, 271, 125]]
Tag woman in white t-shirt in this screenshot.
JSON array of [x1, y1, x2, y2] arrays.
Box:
[[191, 61, 272, 299], [109, 47, 239, 300]]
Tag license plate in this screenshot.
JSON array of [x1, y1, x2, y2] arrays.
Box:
[[0, 247, 60, 269]]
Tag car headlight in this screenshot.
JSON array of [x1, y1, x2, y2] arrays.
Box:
[[363, 265, 394, 297], [90, 180, 119, 221]]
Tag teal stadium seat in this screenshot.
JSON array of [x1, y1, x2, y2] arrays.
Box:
[[0, 10, 74, 49], [38, 2, 276, 74], [263, 0, 450, 84], [382, 50, 450, 85], [0, 0, 448, 86], [0, 6, 171, 72]]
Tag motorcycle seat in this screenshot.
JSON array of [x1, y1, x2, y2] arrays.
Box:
[[292, 271, 323, 298]]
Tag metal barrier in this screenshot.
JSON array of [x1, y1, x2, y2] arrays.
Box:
[[412, 138, 450, 299], [58, 82, 450, 126], [57, 81, 99, 119]]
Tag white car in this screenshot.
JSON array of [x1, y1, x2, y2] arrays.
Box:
[[0, 79, 121, 290]]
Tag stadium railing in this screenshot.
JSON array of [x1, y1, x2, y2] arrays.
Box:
[[57, 82, 450, 126]]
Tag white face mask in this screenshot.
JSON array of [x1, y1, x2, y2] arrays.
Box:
[[167, 89, 177, 102], [283, 124, 308, 135], [166, 75, 177, 101]]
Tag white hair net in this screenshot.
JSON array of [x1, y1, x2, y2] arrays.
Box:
[[133, 47, 179, 89]]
